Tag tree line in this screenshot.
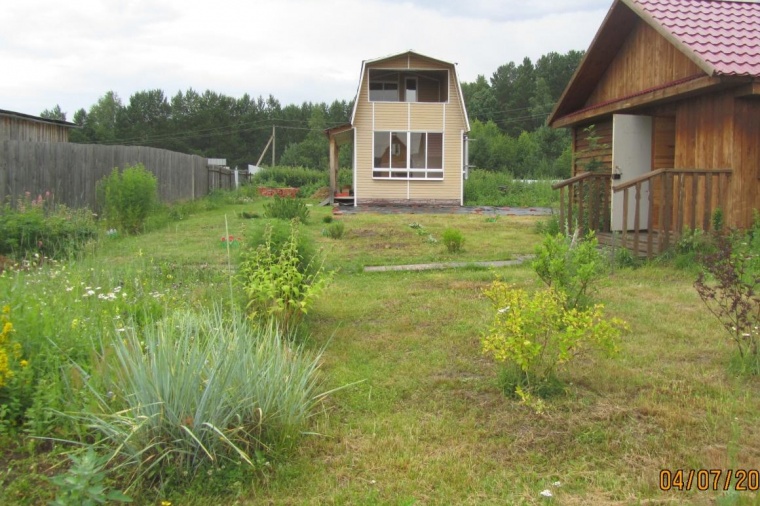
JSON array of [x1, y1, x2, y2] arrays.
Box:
[[40, 49, 583, 179]]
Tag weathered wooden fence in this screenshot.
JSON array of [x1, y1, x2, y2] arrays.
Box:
[[0, 141, 210, 209], [207, 166, 252, 192]]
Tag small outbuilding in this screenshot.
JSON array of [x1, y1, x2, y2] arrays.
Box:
[[326, 50, 470, 206], [0, 109, 77, 143], [549, 0, 760, 256]]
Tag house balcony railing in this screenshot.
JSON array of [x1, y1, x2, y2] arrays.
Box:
[[552, 171, 613, 235], [552, 168, 732, 258]]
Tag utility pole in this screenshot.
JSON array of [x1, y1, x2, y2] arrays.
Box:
[[272, 125, 276, 166]]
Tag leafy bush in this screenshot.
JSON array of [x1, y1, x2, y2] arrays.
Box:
[[323, 221, 345, 240], [98, 164, 158, 234], [532, 231, 604, 310], [482, 282, 626, 408], [49, 449, 132, 505], [263, 196, 310, 223], [71, 307, 326, 488], [246, 219, 318, 276], [442, 228, 465, 253], [695, 229, 760, 374], [0, 193, 97, 260], [322, 215, 333, 224], [239, 221, 331, 331]]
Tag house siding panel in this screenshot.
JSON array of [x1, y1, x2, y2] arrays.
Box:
[[585, 20, 703, 107]]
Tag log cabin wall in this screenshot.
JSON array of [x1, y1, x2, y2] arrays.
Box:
[[732, 97, 760, 229], [572, 119, 612, 176], [674, 90, 737, 227]]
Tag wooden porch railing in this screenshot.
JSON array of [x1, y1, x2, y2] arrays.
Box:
[[552, 171, 612, 235], [612, 168, 731, 258]]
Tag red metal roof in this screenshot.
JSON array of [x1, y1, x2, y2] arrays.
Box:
[[631, 0, 760, 76]]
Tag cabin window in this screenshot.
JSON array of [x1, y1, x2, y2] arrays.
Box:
[[373, 131, 443, 180], [368, 69, 448, 103]]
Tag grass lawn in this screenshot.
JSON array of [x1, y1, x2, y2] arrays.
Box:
[[2, 197, 760, 505]]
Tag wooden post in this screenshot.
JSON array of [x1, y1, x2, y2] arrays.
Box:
[[634, 182, 641, 255], [329, 136, 338, 205], [704, 173, 713, 230]]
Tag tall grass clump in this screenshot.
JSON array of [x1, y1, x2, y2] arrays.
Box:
[[72, 307, 326, 488], [263, 196, 310, 223], [442, 228, 465, 253], [464, 169, 558, 208], [97, 163, 158, 234]]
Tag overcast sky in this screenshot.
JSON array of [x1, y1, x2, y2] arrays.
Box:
[[1, 0, 612, 120]]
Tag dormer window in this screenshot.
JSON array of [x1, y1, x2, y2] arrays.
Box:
[[368, 69, 448, 103]]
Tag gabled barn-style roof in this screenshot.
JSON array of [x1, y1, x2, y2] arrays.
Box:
[[548, 0, 760, 126]]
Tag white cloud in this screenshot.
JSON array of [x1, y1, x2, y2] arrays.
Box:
[[0, 0, 610, 118]]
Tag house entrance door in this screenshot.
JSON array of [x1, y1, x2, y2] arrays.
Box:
[[611, 114, 653, 231]]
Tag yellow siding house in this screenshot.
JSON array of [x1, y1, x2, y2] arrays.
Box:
[[326, 51, 470, 206]]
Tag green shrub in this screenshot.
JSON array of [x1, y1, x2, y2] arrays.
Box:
[[0, 193, 97, 260], [98, 164, 158, 234], [322, 215, 333, 224], [482, 282, 626, 409], [532, 231, 604, 310], [534, 214, 561, 236], [239, 221, 331, 331], [323, 221, 345, 240], [695, 229, 760, 374], [49, 449, 132, 505], [464, 170, 558, 207], [246, 219, 317, 276], [263, 196, 310, 223], [250, 166, 325, 189], [70, 307, 326, 487], [442, 228, 465, 253]]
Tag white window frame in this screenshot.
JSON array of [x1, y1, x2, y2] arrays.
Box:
[[372, 131, 443, 180]]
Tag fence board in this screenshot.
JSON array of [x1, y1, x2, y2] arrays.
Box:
[[0, 141, 209, 209]]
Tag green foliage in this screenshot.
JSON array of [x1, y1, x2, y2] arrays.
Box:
[[251, 166, 326, 189], [0, 305, 33, 430], [70, 307, 326, 487], [532, 231, 604, 310], [239, 221, 331, 331], [534, 214, 561, 236], [481, 282, 625, 407], [0, 193, 97, 260], [464, 169, 558, 207], [98, 164, 158, 234], [246, 219, 318, 276], [442, 228, 465, 253], [49, 450, 132, 505], [695, 229, 760, 374], [322, 215, 334, 224], [323, 221, 345, 240], [263, 196, 310, 223], [466, 121, 571, 179], [581, 125, 609, 173]]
